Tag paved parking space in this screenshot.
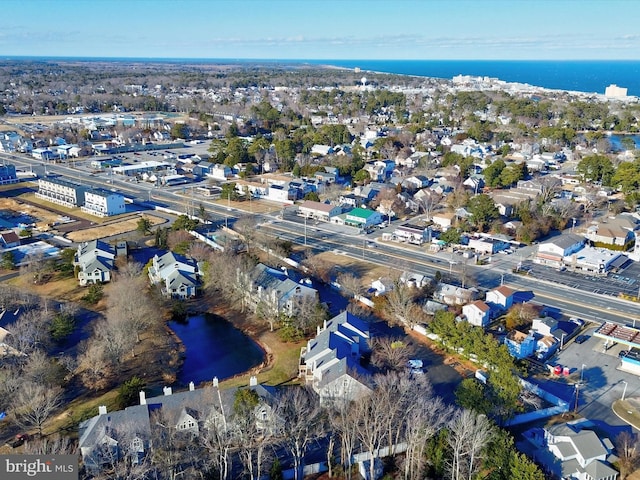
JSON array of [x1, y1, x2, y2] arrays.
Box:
[[534, 326, 640, 431]]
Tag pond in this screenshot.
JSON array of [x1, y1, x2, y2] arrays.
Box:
[[168, 313, 265, 386]]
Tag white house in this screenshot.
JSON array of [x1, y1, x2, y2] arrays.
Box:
[[299, 312, 372, 405], [148, 251, 199, 299], [74, 240, 116, 286], [462, 300, 491, 328], [538, 421, 618, 480], [485, 285, 515, 311], [81, 189, 126, 217]]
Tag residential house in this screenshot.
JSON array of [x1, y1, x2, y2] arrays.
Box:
[[431, 212, 455, 231], [434, 283, 479, 306], [583, 214, 637, 248], [371, 277, 394, 296], [36, 177, 88, 208], [504, 330, 536, 359], [0, 230, 21, 249], [81, 189, 126, 217], [364, 160, 395, 182], [529, 421, 618, 480], [299, 312, 372, 405], [244, 263, 317, 316], [148, 251, 199, 299], [0, 164, 18, 185], [402, 175, 430, 191], [74, 240, 116, 286], [297, 200, 342, 222], [462, 300, 491, 328], [485, 285, 515, 312], [79, 378, 276, 473], [352, 184, 381, 204]]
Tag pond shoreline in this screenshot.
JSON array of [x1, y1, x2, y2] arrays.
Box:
[[166, 305, 270, 388]]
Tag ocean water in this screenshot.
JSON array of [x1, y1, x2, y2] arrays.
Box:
[[304, 60, 640, 97], [4, 56, 640, 97]]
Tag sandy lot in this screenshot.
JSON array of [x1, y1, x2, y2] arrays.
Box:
[[0, 196, 62, 230], [0, 195, 166, 242], [65, 214, 166, 242]]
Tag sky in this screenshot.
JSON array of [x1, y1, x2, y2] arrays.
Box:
[[1, 0, 640, 60]]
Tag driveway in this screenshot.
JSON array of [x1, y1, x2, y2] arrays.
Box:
[[529, 326, 640, 434]]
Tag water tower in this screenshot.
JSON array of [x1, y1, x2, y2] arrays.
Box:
[[360, 76, 367, 88]]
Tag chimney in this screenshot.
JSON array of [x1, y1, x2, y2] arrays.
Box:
[[139, 391, 146, 405], [98, 405, 107, 415], [189, 381, 195, 391], [163, 386, 172, 396], [212, 377, 219, 387], [249, 376, 258, 387]]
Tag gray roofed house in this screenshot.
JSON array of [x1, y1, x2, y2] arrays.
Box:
[[299, 311, 372, 404], [79, 378, 276, 474], [537, 420, 618, 480], [74, 239, 116, 286], [244, 263, 318, 316], [148, 251, 199, 298]]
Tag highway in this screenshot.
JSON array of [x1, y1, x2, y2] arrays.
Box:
[[4, 151, 640, 327]]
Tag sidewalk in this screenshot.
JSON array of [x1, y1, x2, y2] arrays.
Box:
[[611, 396, 640, 431]]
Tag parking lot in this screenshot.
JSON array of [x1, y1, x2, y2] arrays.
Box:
[[532, 325, 640, 432]]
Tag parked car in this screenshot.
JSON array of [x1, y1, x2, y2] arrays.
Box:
[[575, 335, 589, 344], [7, 433, 31, 448]]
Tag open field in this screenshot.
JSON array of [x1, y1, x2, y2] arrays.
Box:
[[65, 213, 166, 242]]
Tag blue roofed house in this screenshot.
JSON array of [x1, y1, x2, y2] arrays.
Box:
[[504, 330, 536, 359], [299, 311, 372, 405], [148, 251, 200, 299], [74, 240, 116, 286]]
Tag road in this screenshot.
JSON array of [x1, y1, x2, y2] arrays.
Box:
[[6, 151, 640, 326]]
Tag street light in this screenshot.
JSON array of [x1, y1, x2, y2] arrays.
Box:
[[580, 364, 586, 382], [621, 380, 628, 401], [304, 216, 308, 246]]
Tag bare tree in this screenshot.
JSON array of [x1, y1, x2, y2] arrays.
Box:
[[302, 252, 333, 284], [20, 250, 52, 285], [200, 387, 234, 480], [23, 433, 77, 456], [5, 307, 51, 354], [328, 395, 359, 480], [615, 431, 640, 479], [274, 387, 323, 480], [336, 271, 364, 298], [76, 340, 113, 391], [447, 409, 494, 480], [416, 191, 442, 220], [104, 274, 156, 343], [290, 295, 328, 336], [12, 381, 63, 436], [234, 215, 259, 254], [369, 337, 417, 372], [94, 315, 136, 365], [384, 278, 420, 328], [188, 242, 213, 262]]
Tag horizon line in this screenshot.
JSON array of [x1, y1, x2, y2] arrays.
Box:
[[1, 55, 640, 63]]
